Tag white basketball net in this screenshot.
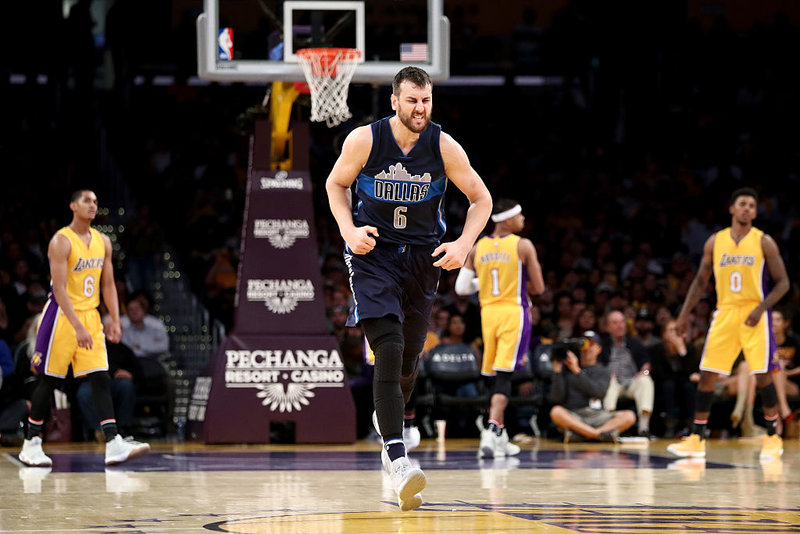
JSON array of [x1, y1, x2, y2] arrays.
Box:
[[297, 48, 361, 128]]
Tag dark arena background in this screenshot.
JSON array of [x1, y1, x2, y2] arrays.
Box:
[[2, 1, 800, 532]]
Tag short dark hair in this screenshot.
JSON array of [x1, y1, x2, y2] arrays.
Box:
[[70, 189, 93, 203], [128, 290, 152, 311], [392, 66, 432, 95], [729, 187, 758, 206], [492, 198, 519, 215], [774, 305, 793, 324]]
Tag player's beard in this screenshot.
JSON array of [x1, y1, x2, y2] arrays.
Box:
[[398, 108, 430, 134], [734, 213, 752, 226]]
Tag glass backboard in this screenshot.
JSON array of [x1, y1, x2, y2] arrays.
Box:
[[198, 0, 449, 83]]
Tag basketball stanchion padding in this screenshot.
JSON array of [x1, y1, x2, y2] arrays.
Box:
[[296, 48, 362, 128]]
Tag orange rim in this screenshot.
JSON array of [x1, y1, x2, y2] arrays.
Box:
[[297, 48, 361, 77]]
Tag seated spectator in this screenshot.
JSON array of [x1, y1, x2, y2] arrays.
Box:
[[552, 291, 575, 340], [571, 306, 597, 338], [549, 330, 636, 442], [327, 304, 349, 344], [633, 309, 661, 349], [75, 326, 141, 441], [0, 338, 28, 446], [0, 295, 12, 346], [13, 285, 48, 346], [620, 242, 664, 281], [440, 313, 481, 360], [772, 307, 800, 420], [651, 318, 700, 437], [601, 310, 655, 437], [12, 314, 39, 400], [441, 312, 483, 421], [431, 307, 450, 339], [716, 355, 763, 437], [444, 292, 482, 347], [120, 292, 169, 359], [428, 315, 483, 437]]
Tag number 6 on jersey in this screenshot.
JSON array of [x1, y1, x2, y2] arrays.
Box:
[[393, 206, 407, 229]]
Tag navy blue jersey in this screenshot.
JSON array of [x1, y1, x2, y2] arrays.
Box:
[[352, 116, 448, 245]]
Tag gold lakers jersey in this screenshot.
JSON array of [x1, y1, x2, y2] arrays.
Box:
[[475, 234, 528, 307], [713, 226, 765, 307], [57, 226, 105, 311]]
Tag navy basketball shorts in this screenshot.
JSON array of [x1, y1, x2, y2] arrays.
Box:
[[344, 242, 440, 353]]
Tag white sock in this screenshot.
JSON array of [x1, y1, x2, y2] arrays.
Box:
[[638, 413, 650, 433]]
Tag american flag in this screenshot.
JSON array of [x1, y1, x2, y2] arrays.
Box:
[[400, 43, 428, 62]]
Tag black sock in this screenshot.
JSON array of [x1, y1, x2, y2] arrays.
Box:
[[692, 419, 707, 438], [89, 371, 118, 442], [403, 413, 415, 428], [385, 439, 406, 462], [764, 414, 778, 436], [26, 417, 44, 440], [27, 376, 60, 439], [101, 419, 118, 442], [488, 420, 503, 436]]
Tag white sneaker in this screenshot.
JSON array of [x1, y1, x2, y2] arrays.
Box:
[[381, 447, 426, 511], [479, 428, 496, 458], [105, 435, 150, 466], [19, 437, 52, 467], [496, 428, 520, 457], [373, 411, 420, 451], [403, 425, 421, 451]]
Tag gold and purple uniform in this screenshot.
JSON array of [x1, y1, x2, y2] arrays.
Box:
[[474, 234, 531, 376], [32, 227, 108, 377], [701, 226, 777, 375]]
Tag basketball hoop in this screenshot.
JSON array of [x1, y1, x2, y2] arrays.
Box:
[[296, 48, 362, 128]]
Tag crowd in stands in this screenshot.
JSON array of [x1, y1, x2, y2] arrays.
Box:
[[2, 2, 800, 442]]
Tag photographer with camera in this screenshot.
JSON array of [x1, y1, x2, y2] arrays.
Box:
[[549, 331, 636, 442], [601, 310, 655, 437]]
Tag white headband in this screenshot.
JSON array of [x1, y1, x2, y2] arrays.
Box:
[[491, 204, 522, 223]]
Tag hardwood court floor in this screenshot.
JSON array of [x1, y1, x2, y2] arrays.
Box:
[[1, 436, 799, 533]]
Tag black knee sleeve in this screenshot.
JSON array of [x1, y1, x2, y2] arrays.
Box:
[[362, 317, 404, 382], [88, 371, 115, 422], [758, 382, 778, 409], [400, 351, 419, 404], [362, 317, 405, 440], [493, 371, 513, 398], [30, 375, 61, 421], [695, 389, 714, 414]]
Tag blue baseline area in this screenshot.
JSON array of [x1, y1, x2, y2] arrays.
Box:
[[27, 449, 739, 474]]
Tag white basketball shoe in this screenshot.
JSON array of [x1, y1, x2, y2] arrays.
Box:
[[19, 437, 53, 467], [479, 427, 520, 459], [105, 435, 151, 466], [381, 447, 426, 511], [403, 424, 421, 451], [479, 427, 497, 458]]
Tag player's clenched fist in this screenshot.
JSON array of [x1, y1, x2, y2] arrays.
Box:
[[345, 225, 379, 255]]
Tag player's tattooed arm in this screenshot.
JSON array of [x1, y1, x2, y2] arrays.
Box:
[[676, 234, 714, 334]]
